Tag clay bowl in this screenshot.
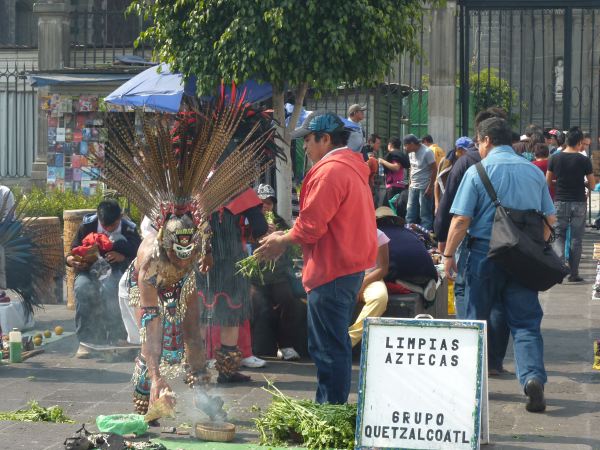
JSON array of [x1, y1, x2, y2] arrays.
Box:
[[194, 421, 236, 442]]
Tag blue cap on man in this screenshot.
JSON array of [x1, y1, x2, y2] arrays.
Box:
[[455, 136, 473, 149], [291, 112, 348, 139]]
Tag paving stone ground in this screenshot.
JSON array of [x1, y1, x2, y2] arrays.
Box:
[[1, 231, 600, 449]]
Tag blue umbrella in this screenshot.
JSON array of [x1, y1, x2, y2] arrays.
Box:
[[105, 63, 189, 113], [105, 63, 272, 113]]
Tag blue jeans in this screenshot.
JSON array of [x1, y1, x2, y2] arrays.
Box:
[[464, 242, 546, 386], [406, 187, 433, 230], [307, 272, 364, 404], [75, 270, 127, 345], [453, 239, 468, 319], [552, 201, 586, 277], [455, 240, 509, 371]]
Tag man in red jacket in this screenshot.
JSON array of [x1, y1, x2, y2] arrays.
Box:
[[256, 112, 377, 404]]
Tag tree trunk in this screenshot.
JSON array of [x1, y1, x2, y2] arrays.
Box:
[[273, 82, 308, 224]]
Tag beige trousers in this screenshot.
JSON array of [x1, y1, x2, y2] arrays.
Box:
[[348, 280, 388, 346]]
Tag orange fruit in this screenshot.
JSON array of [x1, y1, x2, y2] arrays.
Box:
[[43, 330, 52, 338], [54, 326, 64, 336], [33, 336, 42, 346]]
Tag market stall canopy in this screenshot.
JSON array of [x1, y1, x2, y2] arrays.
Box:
[[104, 63, 189, 113], [105, 63, 273, 113], [28, 73, 135, 88]]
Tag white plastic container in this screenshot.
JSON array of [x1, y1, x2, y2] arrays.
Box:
[[8, 328, 22, 363]]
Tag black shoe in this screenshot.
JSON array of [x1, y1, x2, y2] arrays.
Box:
[[568, 275, 584, 282], [524, 378, 546, 413], [217, 372, 251, 384]]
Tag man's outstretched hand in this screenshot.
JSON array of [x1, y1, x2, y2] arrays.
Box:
[[255, 231, 288, 261]]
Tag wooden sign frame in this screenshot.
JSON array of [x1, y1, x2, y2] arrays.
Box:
[[355, 317, 487, 450]]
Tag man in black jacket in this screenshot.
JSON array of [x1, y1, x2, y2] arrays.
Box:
[[66, 199, 141, 357]]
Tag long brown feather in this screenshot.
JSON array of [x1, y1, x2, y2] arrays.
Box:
[[95, 89, 278, 233]]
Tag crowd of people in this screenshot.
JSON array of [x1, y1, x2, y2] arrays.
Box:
[[56, 101, 597, 417]]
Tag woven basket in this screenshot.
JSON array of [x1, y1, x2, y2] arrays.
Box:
[[594, 242, 600, 260], [194, 421, 236, 442], [63, 209, 96, 310], [22, 217, 64, 304]]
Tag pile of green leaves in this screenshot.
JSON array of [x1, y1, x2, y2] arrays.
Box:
[[0, 400, 74, 423], [254, 383, 357, 450]]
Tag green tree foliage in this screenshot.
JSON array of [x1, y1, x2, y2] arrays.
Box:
[[127, 0, 443, 220], [469, 68, 518, 121], [128, 0, 441, 95]]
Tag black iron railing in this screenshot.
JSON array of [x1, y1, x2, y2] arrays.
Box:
[[459, 6, 600, 137], [69, 10, 151, 67]]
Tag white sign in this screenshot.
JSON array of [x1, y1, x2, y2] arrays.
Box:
[[355, 318, 486, 450]]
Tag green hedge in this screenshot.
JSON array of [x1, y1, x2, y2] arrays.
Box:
[[14, 187, 141, 225]]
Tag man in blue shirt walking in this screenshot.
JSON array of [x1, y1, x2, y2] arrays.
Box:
[[443, 117, 556, 413]]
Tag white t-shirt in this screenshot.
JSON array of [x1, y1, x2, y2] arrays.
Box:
[[346, 118, 365, 152], [409, 144, 436, 189], [140, 216, 158, 239], [97, 220, 123, 242], [365, 229, 390, 273]]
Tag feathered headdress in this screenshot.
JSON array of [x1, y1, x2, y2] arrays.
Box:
[[97, 85, 280, 250], [0, 199, 64, 317]]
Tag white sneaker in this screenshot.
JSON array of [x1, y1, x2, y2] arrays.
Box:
[[277, 347, 300, 361], [75, 344, 91, 359], [241, 355, 266, 368], [423, 279, 438, 302]]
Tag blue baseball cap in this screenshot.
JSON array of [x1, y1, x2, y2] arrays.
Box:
[[455, 136, 473, 149], [291, 112, 346, 139]]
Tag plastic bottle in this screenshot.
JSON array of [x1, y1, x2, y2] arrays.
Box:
[[9, 328, 22, 363], [447, 280, 456, 316]]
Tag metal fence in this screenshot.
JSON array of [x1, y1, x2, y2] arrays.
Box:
[[458, 2, 600, 138], [304, 13, 432, 148], [69, 9, 151, 67], [0, 63, 37, 177]]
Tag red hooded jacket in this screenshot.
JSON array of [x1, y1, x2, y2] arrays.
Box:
[[289, 148, 377, 291]]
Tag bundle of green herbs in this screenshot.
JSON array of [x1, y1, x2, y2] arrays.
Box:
[[235, 255, 275, 284], [235, 211, 277, 283], [254, 383, 357, 450], [0, 400, 74, 423]]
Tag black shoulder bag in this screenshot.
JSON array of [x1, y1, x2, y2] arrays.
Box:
[[474, 162, 569, 291]]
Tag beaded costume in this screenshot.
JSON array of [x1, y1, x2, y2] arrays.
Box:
[[129, 262, 197, 413], [99, 86, 280, 415]]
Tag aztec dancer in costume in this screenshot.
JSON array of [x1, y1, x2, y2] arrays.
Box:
[[99, 87, 279, 416]]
